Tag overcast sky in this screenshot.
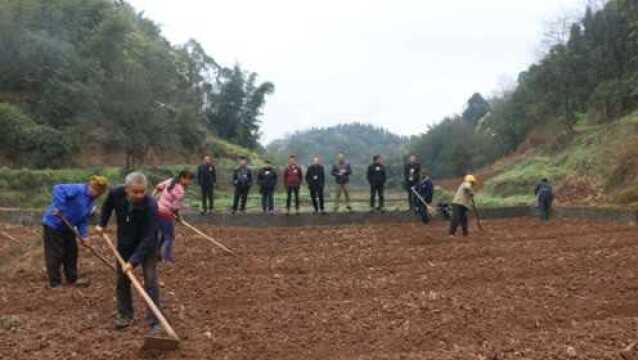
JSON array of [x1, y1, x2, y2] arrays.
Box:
[[128, 0, 585, 144]]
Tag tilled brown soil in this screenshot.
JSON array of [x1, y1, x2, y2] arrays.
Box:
[[1, 218, 638, 359]]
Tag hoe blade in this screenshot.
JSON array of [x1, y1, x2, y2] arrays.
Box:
[[142, 333, 180, 351]]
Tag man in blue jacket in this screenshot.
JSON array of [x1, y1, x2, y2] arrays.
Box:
[[41, 176, 109, 289], [96, 172, 161, 334]]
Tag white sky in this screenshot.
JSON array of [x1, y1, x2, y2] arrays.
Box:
[[127, 0, 585, 144]]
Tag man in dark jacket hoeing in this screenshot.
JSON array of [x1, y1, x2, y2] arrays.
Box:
[[96, 172, 161, 336]]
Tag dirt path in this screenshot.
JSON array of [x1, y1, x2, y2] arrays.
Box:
[[1, 218, 637, 359]]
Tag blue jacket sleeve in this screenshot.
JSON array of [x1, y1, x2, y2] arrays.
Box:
[[51, 184, 80, 210], [77, 219, 89, 238]]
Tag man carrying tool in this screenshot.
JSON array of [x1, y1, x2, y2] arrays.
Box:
[[405, 154, 421, 212], [153, 170, 194, 263], [412, 173, 434, 223], [534, 178, 554, 221], [232, 156, 253, 215], [367, 155, 386, 212], [283, 155, 303, 215], [332, 153, 353, 212], [96, 172, 161, 335], [196, 156, 216, 215], [257, 160, 278, 214], [306, 155, 326, 214], [449, 175, 477, 237], [41, 176, 109, 289]]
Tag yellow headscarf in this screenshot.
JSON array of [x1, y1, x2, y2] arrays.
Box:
[[89, 175, 109, 191]]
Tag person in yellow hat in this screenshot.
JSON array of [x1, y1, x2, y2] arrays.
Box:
[[41, 175, 109, 289], [449, 174, 477, 237]]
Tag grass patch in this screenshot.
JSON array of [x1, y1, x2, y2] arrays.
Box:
[[483, 157, 568, 198]]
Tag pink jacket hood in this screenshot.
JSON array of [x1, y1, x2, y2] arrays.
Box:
[[156, 178, 185, 218]]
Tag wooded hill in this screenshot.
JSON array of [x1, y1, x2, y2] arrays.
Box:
[[409, 0, 638, 181], [0, 0, 274, 169]]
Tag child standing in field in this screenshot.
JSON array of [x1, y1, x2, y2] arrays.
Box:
[[154, 170, 193, 263], [450, 175, 477, 237]]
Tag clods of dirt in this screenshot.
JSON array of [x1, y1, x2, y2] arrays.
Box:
[[2, 218, 638, 359]]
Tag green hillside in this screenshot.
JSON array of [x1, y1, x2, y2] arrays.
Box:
[[412, 0, 638, 207], [475, 111, 638, 207], [0, 0, 273, 169]]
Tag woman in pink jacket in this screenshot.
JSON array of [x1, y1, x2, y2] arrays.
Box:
[[154, 170, 193, 262]]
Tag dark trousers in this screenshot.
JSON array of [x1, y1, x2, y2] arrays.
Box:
[[43, 225, 78, 287], [449, 204, 469, 236], [233, 187, 250, 212], [158, 218, 175, 262], [286, 186, 300, 210], [417, 202, 430, 223], [261, 189, 275, 212], [539, 198, 552, 221], [201, 185, 214, 212], [116, 253, 159, 326], [310, 187, 324, 212], [407, 184, 417, 210], [370, 184, 385, 209]]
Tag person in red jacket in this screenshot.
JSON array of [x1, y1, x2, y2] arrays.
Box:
[[283, 155, 303, 215]]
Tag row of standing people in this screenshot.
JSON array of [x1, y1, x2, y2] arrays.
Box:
[[197, 153, 427, 215]]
